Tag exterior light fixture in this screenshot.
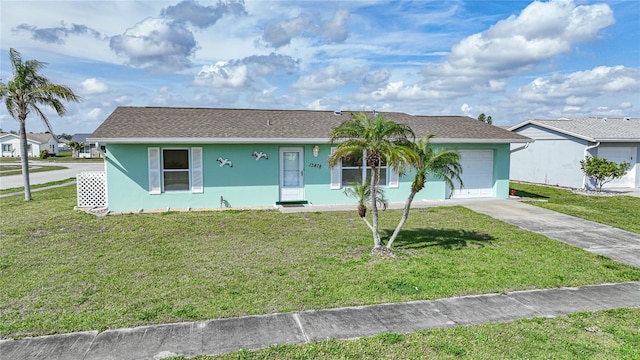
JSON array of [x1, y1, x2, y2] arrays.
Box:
[[313, 145, 320, 157]]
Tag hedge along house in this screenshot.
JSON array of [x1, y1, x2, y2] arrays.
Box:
[[87, 107, 531, 213]]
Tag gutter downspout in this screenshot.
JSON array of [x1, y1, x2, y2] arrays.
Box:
[[510, 142, 530, 153], [95, 142, 107, 158], [582, 141, 600, 189]]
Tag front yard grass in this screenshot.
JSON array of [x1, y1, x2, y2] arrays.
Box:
[[510, 182, 640, 234], [185, 308, 640, 359], [0, 178, 75, 195], [1, 185, 639, 338]]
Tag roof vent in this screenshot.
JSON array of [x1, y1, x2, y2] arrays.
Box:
[[333, 110, 342, 116], [602, 117, 607, 122], [624, 117, 631, 121]]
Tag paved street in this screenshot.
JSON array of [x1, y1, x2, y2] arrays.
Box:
[[0, 161, 104, 190]]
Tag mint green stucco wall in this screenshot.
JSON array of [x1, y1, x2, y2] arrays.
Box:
[[105, 143, 511, 212]]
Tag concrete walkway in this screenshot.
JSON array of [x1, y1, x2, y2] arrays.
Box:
[[465, 199, 640, 268], [2, 282, 638, 360], [0, 161, 104, 190], [2, 198, 639, 359]]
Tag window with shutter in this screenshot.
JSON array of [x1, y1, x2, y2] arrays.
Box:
[[330, 147, 341, 189], [148, 147, 161, 194], [191, 147, 203, 193]]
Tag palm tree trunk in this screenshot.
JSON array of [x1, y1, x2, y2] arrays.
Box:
[[19, 120, 32, 201], [370, 166, 381, 248], [386, 190, 417, 249]]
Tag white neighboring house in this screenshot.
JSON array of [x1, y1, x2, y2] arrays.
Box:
[[509, 118, 640, 189], [71, 133, 104, 158], [0, 132, 59, 158]]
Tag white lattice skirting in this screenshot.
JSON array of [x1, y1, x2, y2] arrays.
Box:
[[77, 171, 107, 208]]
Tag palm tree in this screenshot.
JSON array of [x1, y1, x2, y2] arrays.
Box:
[[329, 112, 417, 249], [0, 48, 80, 200], [343, 180, 388, 225], [67, 141, 84, 159], [386, 136, 463, 249]]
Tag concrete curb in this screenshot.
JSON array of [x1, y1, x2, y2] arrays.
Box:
[[2, 282, 639, 360]]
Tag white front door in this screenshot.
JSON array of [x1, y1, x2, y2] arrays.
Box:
[[451, 150, 494, 198], [280, 147, 304, 201]]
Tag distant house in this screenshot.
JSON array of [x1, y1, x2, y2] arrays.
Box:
[[509, 118, 639, 189], [71, 133, 104, 158], [87, 106, 531, 213], [0, 132, 58, 157]]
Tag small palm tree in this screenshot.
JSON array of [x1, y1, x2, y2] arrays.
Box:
[[343, 181, 388, 219], [386, 136, 464, 249], [329, 112, 417, 249], [67, 141, 84, 159], [0, 48, 80, 200]]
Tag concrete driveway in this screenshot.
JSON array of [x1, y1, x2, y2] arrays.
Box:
[[0, 161, 104, 190], [465, 199, 640, 268]]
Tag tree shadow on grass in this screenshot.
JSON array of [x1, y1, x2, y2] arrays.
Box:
[[382, 228, 494, 250], [512, 189, 549, 199]]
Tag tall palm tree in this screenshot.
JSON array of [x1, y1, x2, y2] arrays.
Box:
[[0, 48, 80, 200], [329, 112, 417, 249], [386, 136, 463, 249]]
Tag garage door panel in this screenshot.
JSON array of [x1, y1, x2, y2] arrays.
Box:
[[452, 150, 494, 198]]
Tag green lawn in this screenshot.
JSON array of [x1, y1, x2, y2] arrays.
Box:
[[0, 177, 76, 195], [510, 182, 640, 234], [181, 308, 640, 359], [1, 185, 638, 339]]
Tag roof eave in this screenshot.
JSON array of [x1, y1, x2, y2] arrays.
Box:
[[89, 137, 533, 145], [593, 138, 640, 143], [87, 137, 332, 144], [510, 121, 595, 142], [429, 138, 533, 144]]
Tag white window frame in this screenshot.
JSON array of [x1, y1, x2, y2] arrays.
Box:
[[333, 150, 395, 188], [2, 144, 12, 152], [162, 148, 191, 192], [148, 147, 203, 194]]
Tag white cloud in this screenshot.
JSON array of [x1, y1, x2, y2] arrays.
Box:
[[422, 0, 614, 93], [619, 102, 632, 109], [86, 108, 102, 121], [291, 65, 346, 95], [363, 69, 391, 87], [261, 9, 350, 48], [195, 62, 249, 88], [517, 65, 640, 104], [114, 96, 129, 104], [460, 103, 472, 114], [109, 17, 196, 73], [80, 78, 109, 95]]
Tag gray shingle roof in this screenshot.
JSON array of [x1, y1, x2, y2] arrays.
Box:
[[0, 132, 55, 144], [71, 133, 91, 143], [510, 118, 640, 141], [90, 107, 531, 144]]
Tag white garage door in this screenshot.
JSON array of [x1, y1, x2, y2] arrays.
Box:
[[598, 147, 636, 188], [451, 150, 494, 198]]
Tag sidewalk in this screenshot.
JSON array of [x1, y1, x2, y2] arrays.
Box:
[[2, 282, 638, 360]]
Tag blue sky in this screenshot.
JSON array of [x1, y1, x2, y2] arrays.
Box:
[[1, 0, 639, 135]]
